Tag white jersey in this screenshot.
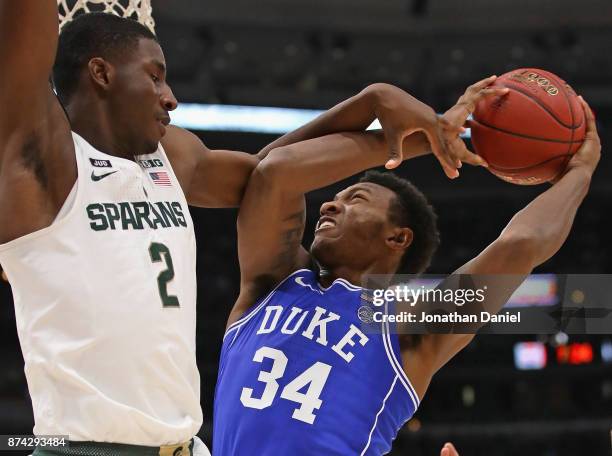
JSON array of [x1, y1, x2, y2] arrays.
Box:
[[0, 132, 201, 445]]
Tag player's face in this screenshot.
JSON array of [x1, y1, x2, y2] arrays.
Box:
[[110, 38, 177, 154], [310, 183, 399, 272]]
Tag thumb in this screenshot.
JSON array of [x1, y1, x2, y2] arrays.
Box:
[[384, 130, 404, 170]]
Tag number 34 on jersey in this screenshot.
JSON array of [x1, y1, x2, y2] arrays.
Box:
[[240, 347, 332, 424]]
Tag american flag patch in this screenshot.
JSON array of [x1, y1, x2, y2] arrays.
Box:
[[149, 171, 172, 187]]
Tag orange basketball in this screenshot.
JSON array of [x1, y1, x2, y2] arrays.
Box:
[[471, 68, 585, 185]]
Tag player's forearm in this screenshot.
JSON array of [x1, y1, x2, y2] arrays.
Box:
[[0, 1, 59, 75], [426, 170, 592, 375], [257, 84, 395, 159], [0, 1, 59, 123], [258, 131, 430, 195], [499, 167, 592, 267]]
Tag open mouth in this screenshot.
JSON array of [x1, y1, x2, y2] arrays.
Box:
[[316, 216, 337, 232]]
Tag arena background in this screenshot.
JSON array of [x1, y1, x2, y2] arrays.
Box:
[[1, 0, 611, 454]]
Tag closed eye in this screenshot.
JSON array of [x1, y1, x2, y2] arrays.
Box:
[[352, 193, 368, 201]]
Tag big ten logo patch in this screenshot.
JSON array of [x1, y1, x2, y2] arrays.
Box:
[[139, 159, 164, 169]]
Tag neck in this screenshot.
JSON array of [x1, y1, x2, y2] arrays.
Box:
[[66, 98, 138, 161], [317, 259, 398, 289]]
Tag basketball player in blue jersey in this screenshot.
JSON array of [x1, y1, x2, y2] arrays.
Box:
[[0, 2, 470, 455], [213, 78, 600, 454]]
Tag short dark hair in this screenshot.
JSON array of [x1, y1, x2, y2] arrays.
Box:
[[359, 170, 440, 275], [53, 12, 158, 104]]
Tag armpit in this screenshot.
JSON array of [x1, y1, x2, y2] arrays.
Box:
[[20, 134, 48, 188]]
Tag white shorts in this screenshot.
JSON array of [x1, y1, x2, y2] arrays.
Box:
[[192, 436, 211, 456]]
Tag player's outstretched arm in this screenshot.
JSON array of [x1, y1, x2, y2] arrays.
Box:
[[259, 83, 462, 178], [162, 126, 260, 208], [0, 1, 61, 136], [0, 2, 75, 244], [167, 85, 449, 209], [173, 80, 501, 209], [410, 97, 600, 387], [229, 126, 433, 325]]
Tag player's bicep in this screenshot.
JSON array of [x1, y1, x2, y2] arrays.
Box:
[[187, 148, 259, 208], [237, 164, 309, 291]]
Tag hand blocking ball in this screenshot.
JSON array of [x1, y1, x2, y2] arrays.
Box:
[[471, 68, 585, 185]]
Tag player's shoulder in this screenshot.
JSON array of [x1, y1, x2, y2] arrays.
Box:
[[252, 268, 317, 300], [228, 269, 315, 328], [283, 268, 319, 289], [161, 125, 209, 158], [159, 125, 209, 190]]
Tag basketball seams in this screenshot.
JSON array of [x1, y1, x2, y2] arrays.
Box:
[[543, 71, 584, 128], [489, 154, 571, 172], [561, 78, 577, 162], [471, 120, 573, 174], [470, 118, 583, 144], [498, 81, 580, 130]]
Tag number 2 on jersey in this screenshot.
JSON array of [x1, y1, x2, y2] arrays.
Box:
[[240, 346, 332, 424], [149, 242, 180, 307]]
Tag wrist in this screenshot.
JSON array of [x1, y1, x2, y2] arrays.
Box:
[[361, 83, 395, 110], [564, 164, 594, 183], [556, 166, 593, 197]]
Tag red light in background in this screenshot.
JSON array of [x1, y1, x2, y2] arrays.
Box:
[[557, 345, 570, 364], [556, 343, 593, 365], [569, 343, 593, 364]]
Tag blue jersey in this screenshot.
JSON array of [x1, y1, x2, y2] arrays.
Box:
[[213, 269, 420, 455]]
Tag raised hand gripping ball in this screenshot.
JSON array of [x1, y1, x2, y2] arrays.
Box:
[[471, 68, 585, 185]]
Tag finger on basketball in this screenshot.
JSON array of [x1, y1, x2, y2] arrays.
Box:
[[467, 75, 497, 94], [461, 149, 488, 167], [579, 96, 598, 137], [478, 87, 510, 99], [462, 87, 508, 112]]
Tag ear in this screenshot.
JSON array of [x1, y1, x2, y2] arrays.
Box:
[[386, 227, 413, 252], [87, 57, 114, 91]]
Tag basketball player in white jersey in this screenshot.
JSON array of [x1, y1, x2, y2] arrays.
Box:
[[0, 2, 474, 455]]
